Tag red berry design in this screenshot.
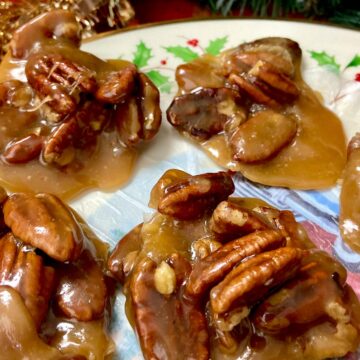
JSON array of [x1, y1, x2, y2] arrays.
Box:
[[187, 39, 199, 47], [161, 59, 167, 65], [355, 73, 360, 82]]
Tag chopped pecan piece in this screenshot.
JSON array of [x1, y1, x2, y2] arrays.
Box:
[[55, 250, 107, 321], [107, 224, 143, 283], [95, 65, 137, 104], [158, 172, 235, 220], [209, 200, 269, 239], [166, 87, 246, 140], [229, 110, 297, 163], [3, 134, 44, 164], [3, 193, 84, 262], [25, 52, 96, 115], [115, 73, 161, 147], [130, 255, 209, 360], [0, 233, 55, 328], [210, 247, 305, 314], [0, 80, 33, 107], [10, 10, 81, 59], [191, 236, 222, 260], [186, 230, 285, 297]]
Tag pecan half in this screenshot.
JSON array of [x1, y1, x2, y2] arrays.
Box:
[[107, 223, 143, 283], [225, 37, 301, 78], [253, 268, 341, 334], [158, 171, 235, 220], [95, 65, 137, 104], [42, 100, 109, 166], [229, 110, 297, 163], [253, 250, 346, 334], [3, 134, 44, 164], [166, 87, 246, 140], [209, 200, 269, 239], [3, 193, 84, 262], [130, 255, 209, 360], [10, 10, 81, 59], [55, 250, 107, 321], [42, 117, 77, 166], [229, 60, 299, 107], [186, 230, 285, 297], [0, 233, 55, 328], [210, 247, 305, 314], [115, 73, 161, 147], [25, 52, 96, 115]]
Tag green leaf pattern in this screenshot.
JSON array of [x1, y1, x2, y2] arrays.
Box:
[[164, 46, 199, 62], [346, 54, 360, 69], [146, 70, 172, 93], [205, 36, 228, 55], [308, 51, 340, 73], [132, 41, 152, 68]]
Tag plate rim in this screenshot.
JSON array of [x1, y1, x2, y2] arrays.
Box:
[[83, 16, 360, 44]]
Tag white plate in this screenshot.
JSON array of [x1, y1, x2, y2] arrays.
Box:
[[77, 19, 360, 359]]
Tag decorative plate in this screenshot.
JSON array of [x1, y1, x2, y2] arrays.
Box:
[[77, 19, 360, 359]]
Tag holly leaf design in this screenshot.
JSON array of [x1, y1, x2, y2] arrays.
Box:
[[205, 36, 228, 55], [133, 41, 152, 68], [308, 51, 340, 73], [146, 70, 172, 93], [346, 54, 360, 69], [164, 46, 199, 62]]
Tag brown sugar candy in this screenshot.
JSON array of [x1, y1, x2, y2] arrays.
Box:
[[167, 37, 346, 189], [0, 10, 161, 199], [339, 133, 360, 253], [108, 169, 360, 360], [0, 185, 115, 359]]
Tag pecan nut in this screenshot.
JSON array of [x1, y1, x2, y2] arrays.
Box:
[[253, 250, 346, 334], [158, 171, 235, 220], [224, 37, 301, 80], [0, 233, 55, 328], [42, 100, 109, 166], [186, 230, 285, 297], [25, 52, 96, 115], [229, 56, 299, 107], [95, 65, 137, 104], [166, 87, 246, 140], [107, 223, 143, 283], [210, 247, 305, 315], [115, 73, 161, 147], [130, 255, 209, 360], [229, 109, 297, 163], [42, 117, 77, 166], [2, 134, 44, 164], [10, 10, 81, 59], [3, 193, 84, 262], [148, 168, 190, 209], [209, 200, 269, 239], [55, 250, 107, 321]]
